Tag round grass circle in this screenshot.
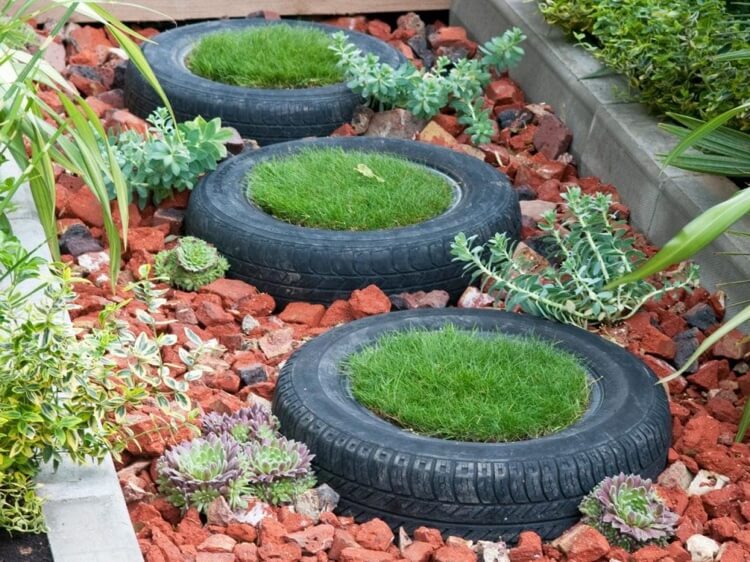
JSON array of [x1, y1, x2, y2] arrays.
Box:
[[247, 147, 455, 231], [187, 24, 343, 89], [345, 325, 591, 442]]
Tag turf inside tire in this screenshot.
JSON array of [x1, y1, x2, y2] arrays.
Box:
[[124, 19, 405, 145], [184, 136, 521, 306], [272, 309, 671, 542]]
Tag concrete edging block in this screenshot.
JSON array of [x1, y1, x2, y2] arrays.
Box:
[[1, 160, 143, 562], [451, 0, 750, 311]]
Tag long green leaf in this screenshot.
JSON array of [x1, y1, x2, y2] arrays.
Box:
[[739, 395, 750, 442], [78, 92, 129, 249], [655, 302, 750, 442], [715, 49, 750, 61], [26, 117, 59, 259], [661, 120, 750, 158], [663, 103, 750, 168], [607, 188, 750, 287], [57, 94, 122, 286], [105, 23, 173, 118]]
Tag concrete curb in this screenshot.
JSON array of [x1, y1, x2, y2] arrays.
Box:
[[2, 161, 143, 562], [451, 0, 750, 314]]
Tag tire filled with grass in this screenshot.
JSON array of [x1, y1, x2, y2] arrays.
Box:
[[272, 308, 671, 541], [124, 19, 405, 145], [185, 136, 521, 305]]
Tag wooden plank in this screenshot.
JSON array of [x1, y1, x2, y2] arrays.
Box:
[[33, 0, 449, 23]]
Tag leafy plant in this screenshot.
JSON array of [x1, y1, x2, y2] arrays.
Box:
[[107, 108, 233, 208], [451, 187, 699, 327], [201, 405, 279, 445], [154, 236, 229, 291], [537, 0, 750, 129], [1, 1, 172, 284], [579, 473, 678, 551], [330, 29, 526, 144], [0, 260, 222, 532], [0, 473, 45, 534], [157, 433, 249, 512], [244, 437, 315, 506]]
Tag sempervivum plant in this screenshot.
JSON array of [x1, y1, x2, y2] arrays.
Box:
[[202, 405, 280, 445], [156, 433, 249, 513], [244, 436, 316, 505], [154, 236, 229, 291], [579, 473, 678, 551]]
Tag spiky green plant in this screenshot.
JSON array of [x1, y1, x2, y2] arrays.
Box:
[[156, 434, 249, 513], [244, 437, 315, 505], [452, 187, 699, 327], [579, 473, 678, 551], [201, 406, 280, 445], [154, 236, 229, 291]]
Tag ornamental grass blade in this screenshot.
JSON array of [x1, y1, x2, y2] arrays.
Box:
[[739, 394, 750, 443], [656, 303, 750, 442], [659, 114, 750, 176], [57, 93, 122, 288], [607, 188, 750, 287], [663, 105, 750, 169], [715, 49, 750, 61], [25, 121, 58, 259], [78, 94, 129, 249]]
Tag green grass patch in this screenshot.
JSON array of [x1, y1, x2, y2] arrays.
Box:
[[345, 325, 591, 442], [247, 147, 454, 230], [187, 24, 343, 88]]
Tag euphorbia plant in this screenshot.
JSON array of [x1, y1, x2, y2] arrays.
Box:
[[452, 187, 698, 327], [329, 28, 526, 144], [106, 108, 233, 208]]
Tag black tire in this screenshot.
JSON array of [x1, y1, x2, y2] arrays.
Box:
[[124, 19, 405, 145], [272, 309, 671, 542], [184, 136, 521, 306]]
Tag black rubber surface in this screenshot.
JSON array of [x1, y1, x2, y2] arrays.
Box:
[[272, 309, 671, 542], [184, 136, 521, 306], [124, 19, 405, 145]]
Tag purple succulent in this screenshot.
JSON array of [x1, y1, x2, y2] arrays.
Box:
[[243, 436, 316, 505], [201, 405, 279, 444], [156, 433, 248, 513], [579, 473, 679, 550], [244, 436, 314, 484]]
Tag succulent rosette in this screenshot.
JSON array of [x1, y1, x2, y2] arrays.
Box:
[[244, 436, 316, 505], [154, 236, 229, 291], [156, 433, 249, 513], [579, 473, 678, 550], [201, 405, 280, 444]]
